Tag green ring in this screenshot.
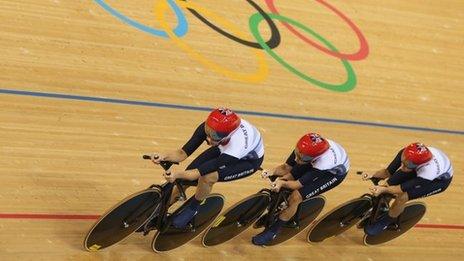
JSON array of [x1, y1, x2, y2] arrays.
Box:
[[249, 13, 357, 92]]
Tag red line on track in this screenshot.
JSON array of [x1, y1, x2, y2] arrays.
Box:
[[1, 213, 464, 230], [0, 213, 100, 220], [414, 223, 464, 230]]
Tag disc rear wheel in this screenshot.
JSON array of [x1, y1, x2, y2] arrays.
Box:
[[152, 193, 225, 252], [363, 202, 426, 245]]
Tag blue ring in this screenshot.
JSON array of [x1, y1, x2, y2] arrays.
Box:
[[94, 0, 188, 38]]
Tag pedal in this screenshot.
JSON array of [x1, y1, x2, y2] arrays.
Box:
[[386, 219, 400, 231], [168, 222, 195, 233], [284, 220, 300, 229], [188, 223, 196, 232]]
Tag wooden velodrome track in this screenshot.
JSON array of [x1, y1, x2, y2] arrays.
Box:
[[0, 0, 463, 260]]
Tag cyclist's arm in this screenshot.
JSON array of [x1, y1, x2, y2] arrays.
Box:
[[280, 179, 303, 190], [271, 163, 293, 177], [161, 149, 188, 163], [285, 150, 297, 167], [372, 149, 404, 179], [385, 149, 404, 176], [382, 184, 404, 194], [280, 172, 294, 181], [180, 122, 208, 158]]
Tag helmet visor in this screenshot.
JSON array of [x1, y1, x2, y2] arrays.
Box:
[[205, 124, 229, 142], [401, 153, 418, 169], [402, 159, 417, 169], [295, 148, 313, 163]]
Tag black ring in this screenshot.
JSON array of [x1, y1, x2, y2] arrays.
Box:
[[182, 0, 281, 49]]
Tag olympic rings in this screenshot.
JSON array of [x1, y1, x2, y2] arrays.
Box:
[[249, 12, 356, 92], [95, 0, 369, 91], [265, 0, 369, 61], [154, 0, 269, 83], [93, 0, 188, 38], [181, 0, 281, 49]]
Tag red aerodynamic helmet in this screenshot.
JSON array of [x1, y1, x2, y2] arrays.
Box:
[[205, 108, 241, 141], [402, 142, 433, 168], [295, 133, 329, 162]]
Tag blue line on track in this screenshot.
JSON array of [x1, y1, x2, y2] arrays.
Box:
[[93, 0, 188, 38], [1, 88, 462, 135]]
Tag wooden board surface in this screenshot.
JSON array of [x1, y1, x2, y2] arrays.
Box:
[[0, 0, 463, 260]]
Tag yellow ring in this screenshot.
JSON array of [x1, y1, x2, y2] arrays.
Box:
[[154, 0, 268, 83]]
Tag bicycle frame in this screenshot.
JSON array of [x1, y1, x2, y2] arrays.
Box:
[[140, 159, 189, 234], [366, 177, 396, 225], [338, 176, 395, 228], [262, 176, 294, 228]]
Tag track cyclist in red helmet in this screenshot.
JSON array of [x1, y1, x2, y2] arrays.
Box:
[[252, 132, 350, 245], [363, 142, 453, 235], [150, 108, 264, 228]]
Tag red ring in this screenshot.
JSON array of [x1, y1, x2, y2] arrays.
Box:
[[265, 0, 369, 61]]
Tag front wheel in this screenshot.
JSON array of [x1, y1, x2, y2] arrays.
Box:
[[202, 192, 270, 246], [307, 197, 372, 243], [83, 188, 162, 251]]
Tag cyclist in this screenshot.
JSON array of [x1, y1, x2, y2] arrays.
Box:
[[253, 132, 349, 245], [151, 108, 264, 228], [363, 142, 453, 235]]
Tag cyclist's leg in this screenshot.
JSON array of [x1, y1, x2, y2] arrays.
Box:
[[386, 170, 417, 217], [195, 157, 263, 202], [389, 192, 408, 218], [366, 176, 451, 236], [407, 177, 452, 200], [185, 147, 221, 171], [391, 177, 452, 217], [170, 147, 220, 204], [279, 190, 303, 221], [216, 157, 264, 182], [172, 157, 263, 228], [281, 172, 345, 221]]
